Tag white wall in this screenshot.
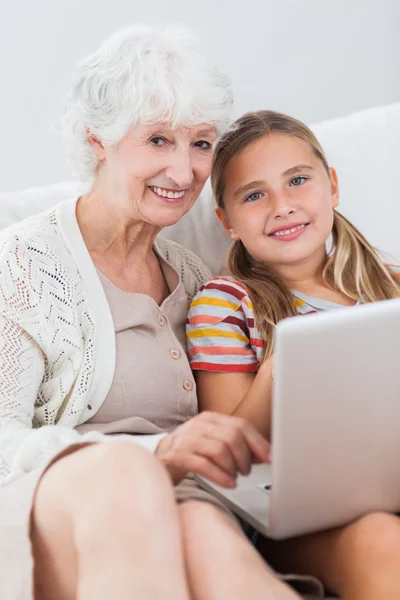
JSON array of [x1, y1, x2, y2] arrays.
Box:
[[0, 0, 399, 192]]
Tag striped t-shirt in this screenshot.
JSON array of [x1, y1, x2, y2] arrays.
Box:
[[186, 272, 399, 373]]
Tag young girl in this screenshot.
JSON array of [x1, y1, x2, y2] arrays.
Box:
[[187, 110, 400, 600]]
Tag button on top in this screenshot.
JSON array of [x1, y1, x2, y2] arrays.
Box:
[[157, 314, 166, 326], [169, 349, 181, 360], [87, 404, 93, 411], [183, 379, 194, 392]]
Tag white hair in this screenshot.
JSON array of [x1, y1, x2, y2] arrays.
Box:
[[61, 23, 233, 182]]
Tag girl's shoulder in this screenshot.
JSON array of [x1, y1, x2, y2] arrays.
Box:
[[194, 275, 251, 303], [189, 276, 254, 320], [187, 276, 262, 372]]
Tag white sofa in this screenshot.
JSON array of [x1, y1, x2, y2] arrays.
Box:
[[0, 103, 399, 600]]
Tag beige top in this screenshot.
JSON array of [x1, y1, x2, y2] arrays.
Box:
[[77, 255, 198, 436]]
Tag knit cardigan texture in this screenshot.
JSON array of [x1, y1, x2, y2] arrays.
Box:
[[0, 198, 211, 486]]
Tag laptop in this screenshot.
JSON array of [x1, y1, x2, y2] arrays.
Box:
[[195, 298, 400, 540]]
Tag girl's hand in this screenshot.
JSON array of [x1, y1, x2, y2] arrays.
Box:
[[155, 411, 270, 487]]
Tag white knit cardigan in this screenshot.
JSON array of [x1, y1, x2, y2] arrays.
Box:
[[0, 198, 212, 486]]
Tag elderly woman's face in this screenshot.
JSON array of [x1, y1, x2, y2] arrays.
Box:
[[93, 123, 216, 227]]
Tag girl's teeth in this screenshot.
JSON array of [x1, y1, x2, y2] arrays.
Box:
[[273, 224, 305, 236]]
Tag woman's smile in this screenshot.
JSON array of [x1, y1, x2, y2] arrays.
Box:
[[148, 185, 188, 203]]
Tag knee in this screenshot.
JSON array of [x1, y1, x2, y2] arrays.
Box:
[[95, 441, 169, 485], [33, 441, 178, 558], [90, 441, 174, 504], [69, 441, 176, 528], [344, 512, 400, 568]]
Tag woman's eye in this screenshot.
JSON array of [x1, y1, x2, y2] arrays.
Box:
[[290, 176, 307, 186], [194, 140, 212, 150], [150, 137, 167, 146], [245, 192, 263, 202]]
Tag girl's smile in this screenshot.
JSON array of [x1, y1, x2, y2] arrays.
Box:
[[267, 221, 310, 241]]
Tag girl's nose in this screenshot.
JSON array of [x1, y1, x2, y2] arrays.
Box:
[[270, 191, 296, 219]]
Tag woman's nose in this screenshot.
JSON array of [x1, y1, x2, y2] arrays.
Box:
[[165, 150, 194, 189]]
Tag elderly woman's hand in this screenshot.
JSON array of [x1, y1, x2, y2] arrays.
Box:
[[155, 411, 271, 487]]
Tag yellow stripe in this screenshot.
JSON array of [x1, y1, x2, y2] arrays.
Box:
[[243, 297, 253, 310], [187, 328, 249, 343], [191, 297, 239, 311], [295, 298, 306, 307]]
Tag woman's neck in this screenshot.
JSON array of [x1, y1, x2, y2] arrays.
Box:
[[76, 190, 170, 300], [76, 190, 160, 265]]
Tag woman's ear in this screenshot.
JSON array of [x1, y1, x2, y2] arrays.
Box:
[[215, 207, 240, 241], [329, 167, 339, 209], [86, 130, 106, 161]]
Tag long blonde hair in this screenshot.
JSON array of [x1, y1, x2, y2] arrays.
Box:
[[211, 110, 400, 359]]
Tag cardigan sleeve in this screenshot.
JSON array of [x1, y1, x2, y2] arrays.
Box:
[[0, 311, 166, 485]]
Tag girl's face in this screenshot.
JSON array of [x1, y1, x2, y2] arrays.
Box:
[[217, 133, 339, 271]]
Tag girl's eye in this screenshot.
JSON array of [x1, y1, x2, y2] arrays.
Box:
[[290, 176, 307, 186], [194, 140, 212, 150], [245, 192, 263, 202], [150, 137, 167, 146]]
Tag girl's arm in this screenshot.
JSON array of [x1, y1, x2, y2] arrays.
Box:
[[187, 277, 273, 438], [195, 356, 274, 440]]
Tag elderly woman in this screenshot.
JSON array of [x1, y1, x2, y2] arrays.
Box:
[[0, 24, 301, 600]]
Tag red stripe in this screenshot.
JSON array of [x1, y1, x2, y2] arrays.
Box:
[[217, 277, 249, 293], [188, 315, 226, 326], [203, 281, 248, 302], [187, 315, 256, 330], [223, 315, 247, 335], [191, 361, 258, 373], [189, 346, 255, 357]]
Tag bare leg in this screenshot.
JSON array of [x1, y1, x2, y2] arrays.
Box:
[[32, 442, 190, 600], [178, 500, 301, 600], [257, 512, 400, 600]]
